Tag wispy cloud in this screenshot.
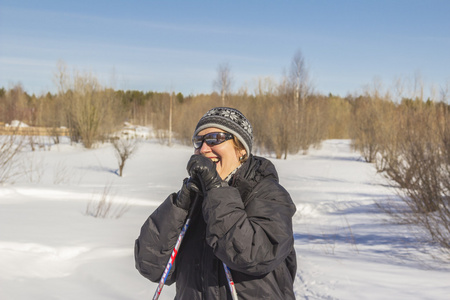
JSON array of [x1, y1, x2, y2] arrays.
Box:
[[0, 56, 55, 68]]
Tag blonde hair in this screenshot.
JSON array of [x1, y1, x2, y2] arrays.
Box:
[[232, 136, 248, 163]]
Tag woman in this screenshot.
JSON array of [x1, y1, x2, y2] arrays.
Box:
[[135, 107, 297, 299]]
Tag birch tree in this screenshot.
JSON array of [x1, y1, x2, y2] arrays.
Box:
[[213, 63, 233, 106]]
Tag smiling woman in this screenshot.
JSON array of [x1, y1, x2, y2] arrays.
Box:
[[135, 107, 297, 299], [191, 107, 252, 180], [192, 129, 241, 180]]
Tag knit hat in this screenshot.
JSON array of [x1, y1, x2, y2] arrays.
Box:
[[193, 107, 253, 155]]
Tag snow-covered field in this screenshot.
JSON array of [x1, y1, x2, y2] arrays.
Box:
[[1, 136, 449, 299]]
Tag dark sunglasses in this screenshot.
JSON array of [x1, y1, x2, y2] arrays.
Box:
[[193, 132, 234, 149]]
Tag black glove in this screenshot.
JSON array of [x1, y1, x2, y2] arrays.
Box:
[[187, 154, 225, 192], [175, 177, 201, 210]]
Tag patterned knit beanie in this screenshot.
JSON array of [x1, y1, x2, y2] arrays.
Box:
[[193, 107, 253, 155]]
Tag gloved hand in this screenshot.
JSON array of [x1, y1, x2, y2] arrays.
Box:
[[187, 154, 225, 191], [175, 177, 201, 210]]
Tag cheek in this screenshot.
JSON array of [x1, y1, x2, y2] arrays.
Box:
[[224, 153, 240, 166]]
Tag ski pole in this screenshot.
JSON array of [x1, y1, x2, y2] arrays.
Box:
[[223, 262, 239, 300], [152, 191, 201, 300]]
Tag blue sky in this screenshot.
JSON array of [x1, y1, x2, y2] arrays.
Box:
[[1, 0, 449, 98]]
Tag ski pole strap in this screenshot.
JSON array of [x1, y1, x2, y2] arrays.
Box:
[[223, 262, 239, 300]]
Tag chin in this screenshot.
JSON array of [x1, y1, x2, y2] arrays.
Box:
[[217, 170, 226, 179]]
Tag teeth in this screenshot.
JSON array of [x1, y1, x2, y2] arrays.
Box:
[[211, 158, 219, 163]]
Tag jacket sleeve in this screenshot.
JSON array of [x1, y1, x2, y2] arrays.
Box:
[[134, 193, 189, 284], [202, 179, 296, 276]]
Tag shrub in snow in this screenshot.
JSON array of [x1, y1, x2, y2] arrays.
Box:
[[0, 134, 24, 183], [85, 183, 130, 219], [112, 136, 140, 177]]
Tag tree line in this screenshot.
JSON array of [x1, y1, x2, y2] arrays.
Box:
[[0, 83, 351, 156], [0, 56, 351, 157]]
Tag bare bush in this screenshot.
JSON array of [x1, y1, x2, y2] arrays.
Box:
[[349, 95, 395, 162], [85, 183, 130, 219], [20, 152, 45, 183], [112, 136, 140, 177], [325, 94, 351, 139], [375, 101, 450, 255], [0, 133, 24, 183], [53, 160, 71, 185], [348, 76, 450, 256]]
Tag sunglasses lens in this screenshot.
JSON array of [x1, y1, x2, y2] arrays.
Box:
[[193, 132, 232, 149], [193, 136, 203, 148], [205, 133, 222, 146]]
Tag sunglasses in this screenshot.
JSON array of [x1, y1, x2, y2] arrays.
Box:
[[193, 132, 234, 149]]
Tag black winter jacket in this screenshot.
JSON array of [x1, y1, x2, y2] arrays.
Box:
[[135, 155, 297, 299]]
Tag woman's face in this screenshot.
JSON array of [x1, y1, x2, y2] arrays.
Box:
[[194, 127, 246, 179]]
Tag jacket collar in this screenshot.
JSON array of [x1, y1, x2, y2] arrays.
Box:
[[231, 154, 279, 201]]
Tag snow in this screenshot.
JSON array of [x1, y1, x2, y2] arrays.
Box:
[[6, 120, 29, 127], [0, 137, 449, 299]]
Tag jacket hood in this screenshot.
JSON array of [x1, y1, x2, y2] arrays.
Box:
[[239, 154, 279, 182]]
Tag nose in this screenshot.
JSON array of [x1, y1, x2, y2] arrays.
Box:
[[198, 140, 212, 154]]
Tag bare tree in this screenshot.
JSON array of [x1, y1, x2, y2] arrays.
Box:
[[54, 60, 70, 95], [213, 62, 233, 106], [413, 70, 424, 101], [112, 136, 140, 177], [289, 50, 314, 154], [169, 92, 173, 146], [440, 80, 450, 103], [290, 50, 310, 117]]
